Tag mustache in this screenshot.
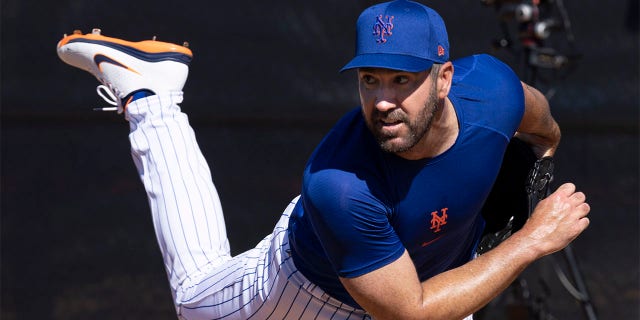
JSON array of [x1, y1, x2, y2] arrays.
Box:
[[372, 108, 408, 123]]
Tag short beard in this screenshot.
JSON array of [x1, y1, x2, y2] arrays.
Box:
[[368, 83, 441, 154]]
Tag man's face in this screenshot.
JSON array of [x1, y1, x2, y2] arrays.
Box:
[[358, 67, 440, 155]]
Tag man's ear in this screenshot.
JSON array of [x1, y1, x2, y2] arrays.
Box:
[[438, 61, 454, 99]]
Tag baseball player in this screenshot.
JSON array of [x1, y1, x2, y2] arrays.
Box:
[[57, 1, 590, 319]]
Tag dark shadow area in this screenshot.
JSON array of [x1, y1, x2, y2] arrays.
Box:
[[2, 0, 638, 319]]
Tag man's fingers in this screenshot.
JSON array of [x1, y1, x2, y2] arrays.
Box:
[[567, 188, 589, 216], [551, 183, 588, 210], [577, 202, 591, 217], [579, 217, 591, 229], [569, 191, 586, 202], [572, 201, 590, 236], [555, 182, 576, 195]]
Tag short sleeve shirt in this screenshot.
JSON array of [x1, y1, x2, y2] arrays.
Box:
[[288, 54, 525, 308]]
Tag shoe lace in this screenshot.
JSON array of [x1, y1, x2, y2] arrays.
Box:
[[94, 84, 122, 113]]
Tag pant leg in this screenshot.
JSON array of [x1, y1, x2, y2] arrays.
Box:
[[126, 92, 231, 297], [123, 93, 380, 320], [177, 196, 372, 320]]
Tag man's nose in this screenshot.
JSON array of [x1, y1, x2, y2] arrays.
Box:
[[374, 87, 397, 112]]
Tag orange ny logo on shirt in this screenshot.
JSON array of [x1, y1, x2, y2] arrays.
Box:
[[430, 208, 448, 233]]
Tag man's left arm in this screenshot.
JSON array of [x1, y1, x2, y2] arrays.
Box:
[[514, 82, 561, 158]]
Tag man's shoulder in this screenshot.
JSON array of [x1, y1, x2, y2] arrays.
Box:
[[303, 110, 389, 205], [449, 54, 525, 137], [452, 54, 519, 84]]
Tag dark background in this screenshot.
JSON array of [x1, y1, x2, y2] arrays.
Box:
[[2, 0, 638, 319]]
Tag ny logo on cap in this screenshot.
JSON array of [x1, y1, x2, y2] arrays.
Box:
[[373, 15, 394, 43]]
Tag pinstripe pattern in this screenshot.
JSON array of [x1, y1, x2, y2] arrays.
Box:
[[125, 92, 372, 320]]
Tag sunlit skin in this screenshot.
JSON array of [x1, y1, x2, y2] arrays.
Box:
[[358, 63, 458, 160], [360, 68, 438, 152]]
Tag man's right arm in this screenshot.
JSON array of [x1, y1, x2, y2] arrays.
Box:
[[340, 183, 590, 320], [515, 81, 561, 159]]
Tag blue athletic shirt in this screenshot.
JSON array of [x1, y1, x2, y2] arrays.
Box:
[[288, 54, 525, 308]]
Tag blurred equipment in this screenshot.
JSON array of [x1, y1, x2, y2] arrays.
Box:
[[479, 1, 597, 320], [482, 0, 581, 99]]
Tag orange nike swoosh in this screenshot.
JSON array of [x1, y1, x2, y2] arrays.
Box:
[[93, 54, 140, 74], [421, 236, 443, 247]]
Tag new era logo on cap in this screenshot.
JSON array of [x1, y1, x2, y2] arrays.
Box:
[[341, 0, 450, 72]]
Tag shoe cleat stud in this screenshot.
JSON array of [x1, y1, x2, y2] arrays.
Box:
[[152, 36, 157, 41], [73, 29, 82, 35], [183, 41, 190, 48], [92, 28, 101, 35]]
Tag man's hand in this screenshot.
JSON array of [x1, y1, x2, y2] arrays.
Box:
[[517, 182, 590, 258]]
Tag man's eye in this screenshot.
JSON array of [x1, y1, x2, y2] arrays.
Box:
[[395, 76, 409, 84], [362, 75, 376, 84]]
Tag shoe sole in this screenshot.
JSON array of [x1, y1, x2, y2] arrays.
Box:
[[57, 31, 193, 65], [57, 30, 192, 108]]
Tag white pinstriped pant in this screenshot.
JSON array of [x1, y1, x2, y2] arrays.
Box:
[[125, 93, 372, 320]]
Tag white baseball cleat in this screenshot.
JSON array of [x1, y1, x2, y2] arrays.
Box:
[[57, 28, 193, 112]]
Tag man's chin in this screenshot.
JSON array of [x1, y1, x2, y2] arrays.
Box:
[[378, 138, 413, 154]]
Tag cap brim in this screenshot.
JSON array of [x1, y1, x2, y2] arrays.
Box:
[[340, 53, 437, 73]]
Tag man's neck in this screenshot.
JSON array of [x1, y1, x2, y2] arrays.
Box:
[[397, 97, 459, 160]]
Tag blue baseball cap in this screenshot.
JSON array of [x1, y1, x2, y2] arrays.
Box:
[[341, 0, 450, 72]]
